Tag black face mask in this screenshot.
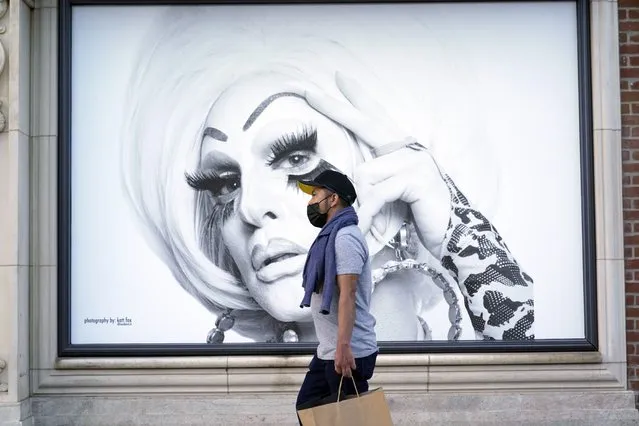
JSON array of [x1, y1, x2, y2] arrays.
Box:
[[306, 195, 331, 228]]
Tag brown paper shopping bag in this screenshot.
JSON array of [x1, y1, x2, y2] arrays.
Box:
[[297, 376, 394, 426]]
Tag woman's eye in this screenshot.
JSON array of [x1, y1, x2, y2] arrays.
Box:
[[274, 151, 315, 172], [215, 176, 240, 196], [287, 154, 309, 167], [185, 168, 241, 203]]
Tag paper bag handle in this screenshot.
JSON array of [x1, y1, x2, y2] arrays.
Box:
[[337, 375, 360, 402]]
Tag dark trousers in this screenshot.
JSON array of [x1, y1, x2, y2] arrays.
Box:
[[295, 351, 378, 425]]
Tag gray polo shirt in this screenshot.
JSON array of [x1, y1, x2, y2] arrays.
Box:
[[310, 225, 378, 360]]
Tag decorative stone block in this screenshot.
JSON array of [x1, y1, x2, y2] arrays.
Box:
[[0, 358, 6, 392]]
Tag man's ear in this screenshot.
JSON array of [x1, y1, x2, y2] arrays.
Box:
[[332, 193, 341, 208]]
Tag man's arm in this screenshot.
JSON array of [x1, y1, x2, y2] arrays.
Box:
[[333, 231, 365, 377], [335, 274, 358, 377]]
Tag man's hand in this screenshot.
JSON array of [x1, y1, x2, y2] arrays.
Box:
[[335, 342, 357, 377]]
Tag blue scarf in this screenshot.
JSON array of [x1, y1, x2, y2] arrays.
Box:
[[300, 206, 359, 314]]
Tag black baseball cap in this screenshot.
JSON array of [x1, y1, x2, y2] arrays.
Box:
[[297, 169, 357, 205]]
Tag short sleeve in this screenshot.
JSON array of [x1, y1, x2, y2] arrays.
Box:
[[335, 230, 366, 275]]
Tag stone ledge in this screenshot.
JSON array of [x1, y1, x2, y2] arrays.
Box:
[[54, 352, 602, 370], [32, 360, 625, 395], [30, 391, 639, 426]]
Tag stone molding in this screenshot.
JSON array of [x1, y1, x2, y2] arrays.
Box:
[[28, 0, 630, 397], [32, 352, 625, 395]]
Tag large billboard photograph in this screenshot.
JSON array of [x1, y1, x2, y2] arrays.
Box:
[[59, 0, 595, 355]]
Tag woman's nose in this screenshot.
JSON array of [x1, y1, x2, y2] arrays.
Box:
[[237, 172, 284, 228]]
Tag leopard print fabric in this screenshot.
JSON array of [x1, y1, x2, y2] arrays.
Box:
[[439, 174, 535, 340]]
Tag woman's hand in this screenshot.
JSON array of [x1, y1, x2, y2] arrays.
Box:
[[294, 72, 451, 258]]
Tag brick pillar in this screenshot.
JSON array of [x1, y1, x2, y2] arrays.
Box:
[[620, 0, 639, 401]]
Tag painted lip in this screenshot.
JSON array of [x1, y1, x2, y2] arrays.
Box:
[[251, 238, 308, 283]]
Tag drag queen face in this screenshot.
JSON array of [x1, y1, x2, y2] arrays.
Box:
[[186, 72, 361, 322]]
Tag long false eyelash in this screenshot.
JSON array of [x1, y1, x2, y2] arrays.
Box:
[[185, 156, 240, 190], [192, 176, 237, 231], [266, 126, 318, 166], [185, 169, 222, 191]]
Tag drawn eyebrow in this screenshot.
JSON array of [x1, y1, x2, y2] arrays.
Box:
[[203, 127, 228, 142], [243, 92, 305, 131]]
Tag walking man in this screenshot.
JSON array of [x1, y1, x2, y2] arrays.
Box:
[[295, 169, 379, 422]]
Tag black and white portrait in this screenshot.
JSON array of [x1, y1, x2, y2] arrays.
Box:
[[70, 2, 585, 345]]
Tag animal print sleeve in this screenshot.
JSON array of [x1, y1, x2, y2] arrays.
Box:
[[438, 174, 535, 340]]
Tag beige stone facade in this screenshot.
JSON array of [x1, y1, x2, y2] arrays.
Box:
[[1, 0, 638, 424]]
